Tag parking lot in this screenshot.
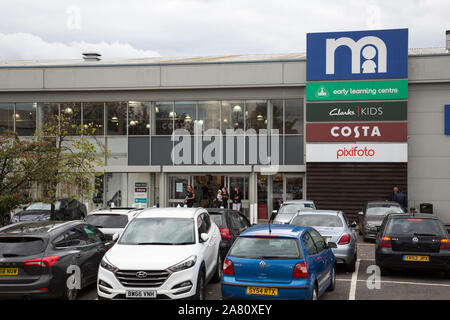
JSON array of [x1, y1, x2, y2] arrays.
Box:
[[78, 233, 450, 301]]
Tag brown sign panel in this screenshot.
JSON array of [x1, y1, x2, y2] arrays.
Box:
[[306, 122, 407, 142]]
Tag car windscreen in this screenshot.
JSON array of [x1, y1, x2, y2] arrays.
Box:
[[229, 237, 302, 259], [291, 214, 343, 227], [26, 202, 61, 211], [385, 218, 446, 236], [0, 237, 45, 257], [367, 207, 404, 216], [86, 214, 129, 228], [210, 214, 223, 227], [278, 204, 314, 215], [119, 218, 195, 245]]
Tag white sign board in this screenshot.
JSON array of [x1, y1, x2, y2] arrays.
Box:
[[306, 143, 407, 162]]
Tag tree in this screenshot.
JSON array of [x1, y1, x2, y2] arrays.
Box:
[[0, 131, 52, 226], [35, 113, 108, 220]]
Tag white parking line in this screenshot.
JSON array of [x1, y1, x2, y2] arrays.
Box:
[[337, 278, 450, 287], [348, 260, 360, 300]]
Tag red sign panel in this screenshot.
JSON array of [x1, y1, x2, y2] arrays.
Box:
[[306, 122, 407, 142]]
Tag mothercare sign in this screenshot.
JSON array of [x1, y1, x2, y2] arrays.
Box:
[[306, 28, 408, 81]]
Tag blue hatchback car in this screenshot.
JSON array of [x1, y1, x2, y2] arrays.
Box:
[[221, 224, 336, 300]]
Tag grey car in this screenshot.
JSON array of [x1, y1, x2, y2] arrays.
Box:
[[272, 200, 316, 224], [358, 201, 404, 241], [290, 210, 357, 272]]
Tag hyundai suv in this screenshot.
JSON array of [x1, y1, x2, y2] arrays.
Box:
[[97, 207, 222, 300]]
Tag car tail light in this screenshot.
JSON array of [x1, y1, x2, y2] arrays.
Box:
[[220, 228, 231, 239], [440, 238, 450, 250], [338, 234, 351, 245], [23, 256, 59, 267], [379, 236, 392, 248], [293, 261, 308, 278], [223, 258, 234, 275]]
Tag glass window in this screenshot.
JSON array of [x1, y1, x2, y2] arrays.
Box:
[[106, 136, 127, 166], [198, 101, 220, 132], [106, 102, 127, 135], [0, 237, 45, 256], [302, 232, 318, 255], [38, 103, 59, 130], [128, 101, 150, 135], [60, 103, 81, 135], [270, 100, 283, 133], [0, 103, 14, 134], [82, 225, 104, 244], [82, 102, 104, 135], [221, 101, 244, 134], [229, 237, 302, 259], [292, 215, 343, 228], [245, 100, 267, 132], [153, 102, 174, 135], [174, 101, 196, 134], [285, 99, 303, 134], [385, 218, 446, 236], [15, 103, 37, 136], [309, 229, 326, 252], [286, 176, 303, 200], [105, 173, 127, 207], [85, 214, 129, 229]]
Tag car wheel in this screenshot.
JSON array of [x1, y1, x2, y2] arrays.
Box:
[[194, 270, 205, 300], [210, 253, 223, 283], [310, 284, 318, 300], [327, 264, 336, 292], [380, 266, 390, 276]]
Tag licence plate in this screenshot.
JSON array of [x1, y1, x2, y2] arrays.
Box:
[[125, 290, 157, 298], [0, 268, 18, 276], [246, 287, 278, 296], [403, 255, 430, 262]]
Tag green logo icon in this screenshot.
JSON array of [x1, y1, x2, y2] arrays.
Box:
[[316, 86, 329, 98]]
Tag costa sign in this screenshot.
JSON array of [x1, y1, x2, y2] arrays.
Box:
[[306, 122, 407, 142], [306, 29, 408, 81], [306, 143, 408, 162], [306, 101, 407, 122]]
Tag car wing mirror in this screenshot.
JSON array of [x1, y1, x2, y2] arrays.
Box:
[[327, 242, 337, 249], [351, 221, 357, 228], [358, 211, 364, 216], [112, 232, 121, 242], [200, 233, 209, 243]]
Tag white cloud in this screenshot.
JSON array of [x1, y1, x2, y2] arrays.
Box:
[[0, 32, 160, 60]]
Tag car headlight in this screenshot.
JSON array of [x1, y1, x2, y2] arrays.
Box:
[[168, 255, 197, 273], [100, 257, 118, 273]]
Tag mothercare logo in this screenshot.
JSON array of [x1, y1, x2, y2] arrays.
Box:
[[337, 146, 375, 159], [326, 36, 387, 75]]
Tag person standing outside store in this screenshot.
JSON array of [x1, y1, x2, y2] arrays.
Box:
[[183, 185, 196, 208], [221, 187, 229, 209], [389, 185, 407, 212], [232, 187, 242, 212]]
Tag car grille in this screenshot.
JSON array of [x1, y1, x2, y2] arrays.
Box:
[[115, 270, 170, 288]]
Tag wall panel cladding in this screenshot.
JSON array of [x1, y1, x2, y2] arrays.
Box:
[[306, 162, 407, 219]]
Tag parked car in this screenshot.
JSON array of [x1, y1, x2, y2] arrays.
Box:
[[359, 201, 404, 241], [11, 199, 87, 223], [375, 213, 450, 277], [272, 200, 316, 224], [0, 220, 111, 300], [290, 210, 357, 272], [97, 207, 222, 300], [205, 208, 252, 259], [221, 224, 336, 300], [0, 209, 11, 226], [85, 207, 143, 241]]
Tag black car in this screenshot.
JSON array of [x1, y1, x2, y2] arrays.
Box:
[[12, 199, 87, 223], [375, 214, 450, 277], [358, 201, 404, 241], [206, 208, 251, 258], [0, 220, 112, 300]]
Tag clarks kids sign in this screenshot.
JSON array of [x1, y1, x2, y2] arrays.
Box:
[[307, 29, 408, 81]]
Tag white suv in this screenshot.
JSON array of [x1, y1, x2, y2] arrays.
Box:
[[97, 207, 222, 300]]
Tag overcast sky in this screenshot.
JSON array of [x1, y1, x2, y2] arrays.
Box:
[[0, 0, 448, 61]]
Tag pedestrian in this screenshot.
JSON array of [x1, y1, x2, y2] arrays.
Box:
[[232, 186, 242, 211], [389, 185, 407, 212], [221, 187, 229, 209], [183, 185, 196, 208], [216, 189, 223, 207]]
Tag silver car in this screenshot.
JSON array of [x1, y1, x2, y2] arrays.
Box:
[[272, 200, 316, 224], [290, 210, 357, 272]]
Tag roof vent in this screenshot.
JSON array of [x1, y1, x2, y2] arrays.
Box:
[[446, 30, 450, 52], [82, 52, 101, 62]]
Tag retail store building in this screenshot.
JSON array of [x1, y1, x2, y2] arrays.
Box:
[[1, 30, 450, 224]]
